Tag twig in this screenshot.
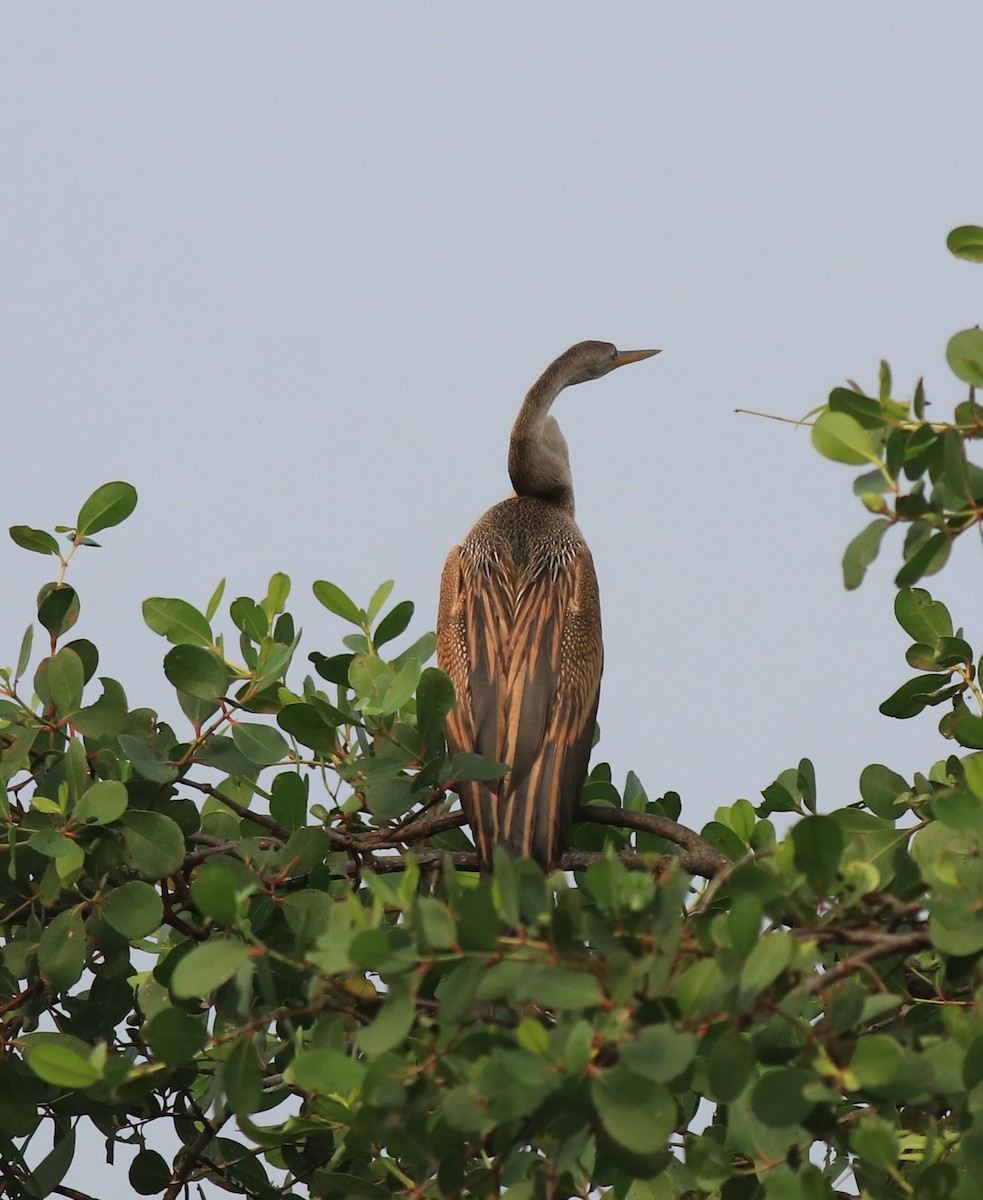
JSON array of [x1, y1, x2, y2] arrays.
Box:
[[803, 930, 931, 995], [182, 778, 291, 841]]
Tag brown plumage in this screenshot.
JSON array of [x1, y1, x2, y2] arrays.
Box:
[[437, 340, 659, 871]]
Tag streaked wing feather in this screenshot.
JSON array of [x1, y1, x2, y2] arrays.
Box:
[[437, 531, 602, 869]]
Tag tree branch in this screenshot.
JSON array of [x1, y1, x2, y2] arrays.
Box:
[[573, 804, 729, 876]]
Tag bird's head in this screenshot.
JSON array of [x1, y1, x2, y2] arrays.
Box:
[[554, 340, 661, 387]]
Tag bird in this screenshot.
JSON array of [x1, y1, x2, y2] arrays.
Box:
[[436, 340, 659, 872]]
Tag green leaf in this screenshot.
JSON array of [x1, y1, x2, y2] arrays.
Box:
[[751, 1068, 816, 1126], [76, 480, 138, 537], [264, 571, 290, 614], [947, 328, 983, 387], [287, 1048, 367, 1096], [953, 709, 983, 750], [118, 810, 185, 878], [144, 1009, 206, 1066], [962, 753, 983, 801], [231, 721, 289, 766], [366, 579, 395, 623], [26, 830, 77, 858], [73, 676, 128, 738], [25, 1039, 101, 1087], [309, 651, 355, 687], [118, 734, 179, 783], [948, 225, 983, 263], [38, 909, 87, 990], [851, 1033, 903, 1088], [9, 525, 60, 555], [73, 779, 128, 826], [357, 976, 416, 1055], [879, 672, 954, 719], [170, 939, 249, 998], [374, 600, 414, 649], [163, 643, 229, 701], [277, 702, 337, 756], [791, 815, 843, 894], [349, 929, 391, 970], [591, 1068, 675, 1154], [895, 588, 953, 644], [313, 579, 364, 626], [739, 930, 794, 998], [416, 668, 455, 750], [620, 1026, 697, 1084], [828, 386, 885, 430], [859, 763, 910, 818], [515, 965, 602, 1010], [413, 897, 457, 951], [707, 1028, 755, 1101], [102, 881, 163, 938], [38, 647, 85, 714], [231, 596, 268, 641], [851, 1112, 899, 1171], [191, 864, 245, 925], [391, 630, 437, 671], [37, 583, 79, 636], [29, 1127, 77, 1199], [129, 1149, 172, 1196], [225, 1037, 263, 1116], [842, 518, 890, 590], [142, 597, 214, 646], [205, 577, 226, 621], [14, 623, 33, 680], [812, 410, 880, 466], [929, 904, 983, 956]]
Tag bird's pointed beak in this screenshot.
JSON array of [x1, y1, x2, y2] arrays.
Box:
[[612, 348, 661, 368]]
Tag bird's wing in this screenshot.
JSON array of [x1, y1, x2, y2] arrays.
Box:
[[437, 539, 602, 867]]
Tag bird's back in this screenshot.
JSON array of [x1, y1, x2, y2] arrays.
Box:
[[437, 495, 603, 870]]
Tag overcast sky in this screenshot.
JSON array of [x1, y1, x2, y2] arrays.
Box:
[[4, 5, 983, 1192]]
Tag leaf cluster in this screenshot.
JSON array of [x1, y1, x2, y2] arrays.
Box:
[[6, 233, 983, 1198]]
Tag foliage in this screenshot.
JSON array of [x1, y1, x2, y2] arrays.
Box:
[[5, 232, 983, 1199]]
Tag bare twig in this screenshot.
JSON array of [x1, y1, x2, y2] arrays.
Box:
[[182, 778, 292, 841]]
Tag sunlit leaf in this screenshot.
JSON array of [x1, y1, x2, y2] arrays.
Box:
[[947, 328, 983, 388], [948, 225, 983, 263], [812, 410, 880, 465]]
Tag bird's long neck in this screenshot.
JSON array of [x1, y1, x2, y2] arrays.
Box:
[[507, 361, 576, 515]]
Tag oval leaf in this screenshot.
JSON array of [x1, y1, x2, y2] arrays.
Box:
[[76, 480, 138, 537], [946, 328, 983, 388], [163, 644, 229, 701], [73, 779, 128, 826], [102, 881, 163, 938], [142, 597, 214, 647], [591, 1068, 675, 1154], [948, 225, 983, 263], [118, 810, 185, 879], [9, 525, 60, 556], [231, 721, 289, 766], [170, 939, 249, 998], [312, 579, 363, 626], [812, 410, 880, 466]]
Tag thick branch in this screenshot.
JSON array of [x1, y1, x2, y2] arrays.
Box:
[[573, 803, 729, 876]]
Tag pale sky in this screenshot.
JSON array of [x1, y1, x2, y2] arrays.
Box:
[[3, 6, 983, 1193]]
